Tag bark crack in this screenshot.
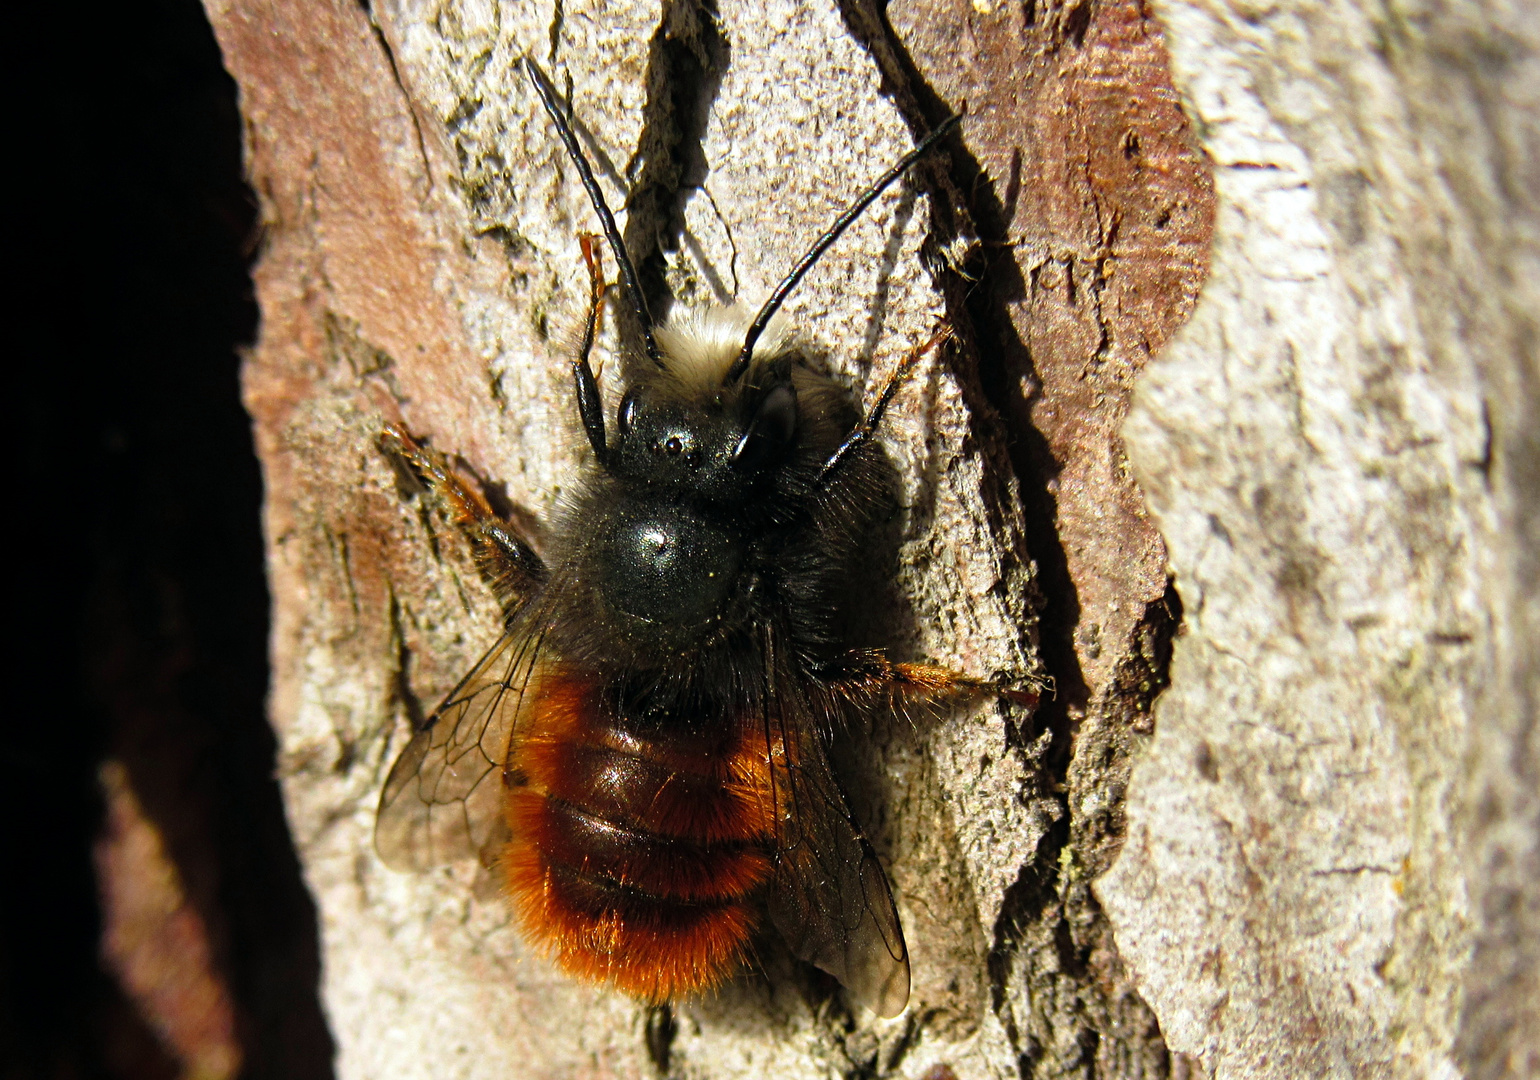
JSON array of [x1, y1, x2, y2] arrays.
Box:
[[836, 2, 1186, 1075], [618, 0, 727, 357], [363, 12, 436, 199]]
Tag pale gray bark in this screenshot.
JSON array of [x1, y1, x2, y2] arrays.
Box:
[[1098, 1, 1539, 1078]]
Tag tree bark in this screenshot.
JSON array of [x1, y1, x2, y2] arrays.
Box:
[[203, 0, 1535, 1076], [1095, 2, 1539, 1078]]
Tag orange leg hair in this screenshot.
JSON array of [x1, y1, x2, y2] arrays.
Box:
[[376, 232, 608, 616], [378, 426, 545, 617], [816, 648, 1041, 722], [819, 323, 953, 484], [577, 232, 606, 368]]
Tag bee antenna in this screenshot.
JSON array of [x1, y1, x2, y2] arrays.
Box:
[[524, 57, 665, 370], [726, 112, 963, 385]]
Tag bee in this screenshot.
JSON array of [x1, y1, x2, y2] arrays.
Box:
[[374, 58, 1033, 1018]]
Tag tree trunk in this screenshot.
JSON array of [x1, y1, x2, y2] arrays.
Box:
[[203, 0, 1536, 1076]]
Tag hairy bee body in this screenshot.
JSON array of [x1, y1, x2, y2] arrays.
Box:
[[486, 314, 857, 998], [376, 309, 914, 1008], [372, 62, 1024, 1018]]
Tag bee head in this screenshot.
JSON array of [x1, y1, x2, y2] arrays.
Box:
[[579, 308, 821, 641], [606, 308, 800, 507]]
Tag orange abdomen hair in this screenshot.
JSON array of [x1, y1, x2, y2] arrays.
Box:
[[502, 667, 777, 1002]]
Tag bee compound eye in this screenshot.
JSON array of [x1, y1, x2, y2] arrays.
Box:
[[731, 384, 798, 472]]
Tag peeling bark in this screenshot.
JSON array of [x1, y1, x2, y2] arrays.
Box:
[[862, 2, 1215, 1074]]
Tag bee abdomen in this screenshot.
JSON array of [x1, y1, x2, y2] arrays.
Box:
[[504, 842, 761, 1002], [527, 737, 774, 844], [508, 790, 772, 902], [503, 668, 780, 1000], [502, 785, 771, 1001]]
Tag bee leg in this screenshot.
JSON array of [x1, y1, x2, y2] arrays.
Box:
[[379, 425, 547, 619], [572, 233, 609, 464], [816, 648, 1041, 720], [816, 324, 953, 486]]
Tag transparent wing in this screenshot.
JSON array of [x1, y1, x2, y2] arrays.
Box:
[[375, 629, 540, 871], [763, 683, 911, 1018]]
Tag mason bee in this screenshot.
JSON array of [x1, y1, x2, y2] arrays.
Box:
[[374, 58, 1033, 1018]]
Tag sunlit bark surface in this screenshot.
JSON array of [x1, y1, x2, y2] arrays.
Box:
[[204, 0, 1534, 1076]]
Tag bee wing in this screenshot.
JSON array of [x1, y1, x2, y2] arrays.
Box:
[[375, 630, 536, 871], [764, 696, 911, 1018]]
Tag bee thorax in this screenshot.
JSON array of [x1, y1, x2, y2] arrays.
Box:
[[598, 503, 744, 628]]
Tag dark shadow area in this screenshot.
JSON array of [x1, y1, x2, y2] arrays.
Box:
[[8, 1, 335, 1077], [623, 0, 728, 363]]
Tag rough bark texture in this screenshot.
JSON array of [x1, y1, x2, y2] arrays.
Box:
[[204, 0, 1535, 1076], [1094, 1, 1539, 1078], [871, 3, 1215, 1074]]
